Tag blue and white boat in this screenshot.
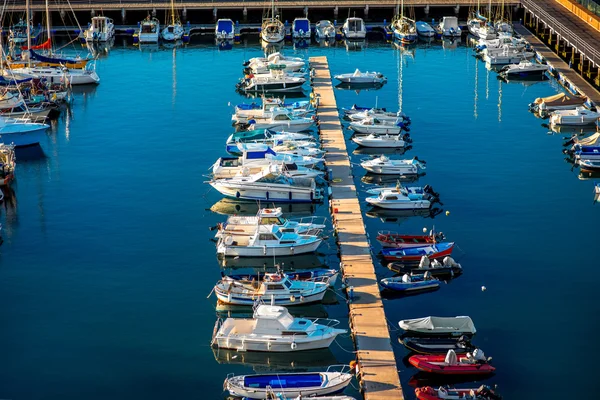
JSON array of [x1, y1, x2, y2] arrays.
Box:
[[292, 17, 311, 39], [416, 21, 435, 37], [392, 2, 417, 44], [215, 19, 235, 40], [0, 117, 49, 147], [225, 365, 354, 398], [381, 242, 455, 262], [224, 269, 339, 287], [380, 273, 440, 293]]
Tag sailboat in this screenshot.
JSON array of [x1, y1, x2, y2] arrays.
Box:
[[392, 0, 417, 44], [161, 0, 184, 41], [467, 0, 497, 40], [8, 0, 100, 85], [494, 0, 513, 35], [261, 0, 285, 43]]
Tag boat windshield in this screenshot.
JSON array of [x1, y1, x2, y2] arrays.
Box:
[[260, 216, 285, 225], [284, 280, 292, 289]]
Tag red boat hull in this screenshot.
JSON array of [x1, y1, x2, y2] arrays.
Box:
[[381, 244, 455, 262], [409, 355, 495, 375], [376, 233, 435, 248], [416, 386, 485, 399]]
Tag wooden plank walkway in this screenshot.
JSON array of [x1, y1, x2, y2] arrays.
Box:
[[309, 56, 404, 400], [514, 24, 600, 106]]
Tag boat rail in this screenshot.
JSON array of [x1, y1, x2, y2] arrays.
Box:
[[377, 230, 400, 237], [211, 317, 223, 345], [290, 215, 328, 226]]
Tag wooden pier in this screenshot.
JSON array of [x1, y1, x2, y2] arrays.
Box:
[[514, 24, 600, 106], [310, 56, 404, 400]]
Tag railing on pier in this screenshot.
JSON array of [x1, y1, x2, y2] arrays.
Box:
[[522, 0, 600, 66]]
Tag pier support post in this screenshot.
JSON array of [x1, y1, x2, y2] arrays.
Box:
[[549, 31, 557, 48], [304, 7, 308, 17], [182, 8, 187, 22], [121, 8, 126, 24], [333, 6, 338, 20], [90, 9, 95, 18], [243, 8, 248, 22], [213, 7, 218, 22], [594, 67, 600, 88], [571, 50, 581, 71], [454, 5, 460, 15], [364, 6, 369, 20], [424, 5, 430, 17], [59, 9, 65, 20], [152, 9, 156, 17]]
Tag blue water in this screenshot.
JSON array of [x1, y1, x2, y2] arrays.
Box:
[[0, 36, 598, 399]]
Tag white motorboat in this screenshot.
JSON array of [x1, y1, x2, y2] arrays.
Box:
[[137, 16, 160, 43], [481, 46, 534, 65], [495, 20, 513, 35], [215, 273, 328, 305], [334, 69, 386, 85], [0, 144, 16, 186], [343, 105, 389, 116], [416, 21, 435, 37], [215, 19, 235, 40], [209, 169, 323, 203], [530, 93, 587, 112], [361, 155, 426, 175], [215, 207, 326, 239], [352, 134, 409, 148], [247, 110, 315, 132], [237, 66, 306, 93], [0, 117, 50, 147], [225, 128, 314, 151], [438, 16, 462, 37], [245, 52, 306, 74], [475, 36, 527, 52], [549, 107, 600, 126], [348, 109, 410, 123], [499, 60, 549, 79], [342, 17, 366, 39], [214, 143, 321, 173], [0, 92, 23, 109], [225, 366, 354, 399], [292, 18, 311, 39], [211, 304, 346, 352], [399, 316, 477, 336], [261, 0, 285, 43], [467, 18, 497, 40], [315, 20, 336, 39], [233, 98, 312, 123], [366, 188, 432, 210], [213, 160, 322, 180], [10, 65, 100, 85], [272, 142, 324, 158], [84, 16, 115, 42], [350, 117, 408, 135]]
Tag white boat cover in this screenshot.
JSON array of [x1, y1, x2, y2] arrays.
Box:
[[399, 316, 476, 334]]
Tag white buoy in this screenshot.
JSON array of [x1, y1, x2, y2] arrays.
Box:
[[446, 211, 450, 216], [422, 227, 428, 233], [481, 286, 487, 292]]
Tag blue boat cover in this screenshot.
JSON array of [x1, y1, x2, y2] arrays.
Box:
[[243, 373, 323, 389], [217, 20, 233, 32], [245, 148, 277, 159], [294, 20, 310, 32], [381, 242, 453, 256], [29, 50, 88, 65], [0, 75, 33, 85], [236, 103, 259, 110]]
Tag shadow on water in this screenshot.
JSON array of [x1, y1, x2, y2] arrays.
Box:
[[209, 198, 319, 216], [215, 302, 329, 319], [365, 207, 443, 223], [361, 173, 421, 186], [217, 253, 328, 270], [14, 144, 46, 161], [212, 347, 339, 372], [407, 370, 497, 389]]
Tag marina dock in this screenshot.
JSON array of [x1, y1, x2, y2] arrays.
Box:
[[514, 23, 600, 105], [310, 56, 404, 400]]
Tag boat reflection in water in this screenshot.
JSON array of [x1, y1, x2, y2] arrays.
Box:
[[86, 36, 115, 58], [210, 198, 319, 217], [216, 39, 233, 50], [137, 42, 160, 52], [353, 146, 409, 156], [261, 39, 284, 54], [344, 39, 366, 51], [218, 253, 327, 270], [547, 124, 598, 136], [365, 207, 443, 223], [293, 39, 309, 49], [213, 347, 339, 372], [316, 38, 336, 47], [361, 172, 420, 186], [335, 82, 385, 92], [441, 37, 460, 50], [215, 302, 330, 319]]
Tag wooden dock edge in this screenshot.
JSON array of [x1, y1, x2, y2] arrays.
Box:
[[309, 56, 405, 400]]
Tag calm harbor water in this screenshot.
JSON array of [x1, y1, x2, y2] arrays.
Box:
[[0, 35, 598, 399]]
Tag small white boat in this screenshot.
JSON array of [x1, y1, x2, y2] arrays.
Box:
[[215, 207, 326, 239], [292, 18, 311, 39], [161, 21, 184, 41], [499, 60, 549, 79], [348, 110, 410, 123], [237, 67, 306, 93], [245, 52, 306, 74], [350, 117, 407, 135], [481, 46, 534, 65], [215, 18, 235, 40], [352, 133, 409, 148], [209, 169, 323, 203], [550, 107, 600, 126], [261, 0, 285, 44], [416, 21, 435, 37], [399, 316, 477, 336], [334, 69, 386, 84], [365, 188, 431, 210], [211, 304, 347, 352], [215, 273, 328, 305], [225, 128, 314, 150], [225, 366, 354, 399], [361, 155, 426, 175], [438, 16, 462, 37], [315, 20, 336, 39], [467, 18, 497, 40], [273, 142, 324, 158], [213, 160, 322, 180], [138, 16, 160, 43], [0, 117, 49, 147], [475, 36, 527, 52], [342, 17, 366, 39], [84, 16, 115, 42], [530, 93, 587, 112], [247, 109, 315, 132]]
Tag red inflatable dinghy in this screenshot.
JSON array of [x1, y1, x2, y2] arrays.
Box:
[[409, 349, 495, 375]]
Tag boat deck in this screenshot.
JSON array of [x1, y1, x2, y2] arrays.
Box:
[[514, 23, 600, 106], [309, 56, 404, 400]]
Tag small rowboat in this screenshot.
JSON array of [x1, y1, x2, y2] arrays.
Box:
[[381, 242, 455, 262], [579, 159, 600, 171], [380, 273, 440, 293], [399, 316, 476, 337], [224, 268, 339, 287], [376, 231, 445, 248], [401, 336, 475, 355], [388, 256, 463, 278], [415, 385, 502, 400], [409, 349, 495, 375]]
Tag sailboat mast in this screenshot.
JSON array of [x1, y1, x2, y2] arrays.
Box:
[[171, 0, 175, 26], [45, 0, 52, 55], [26, 0, 31, 66], [401, 0, 404, 19], [488, 0, 492, 20]]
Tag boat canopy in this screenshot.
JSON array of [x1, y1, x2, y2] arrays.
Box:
[[293, 19, 310, 32], [0, 75, 33, 85], [243, 373, 323, 389], [29, 49, 86, 65], [400, 316, 476, 334], [217, 19, 234, 32]]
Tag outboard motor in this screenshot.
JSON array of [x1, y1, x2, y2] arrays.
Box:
[[563, 134, 577, 147], [402, 133, 412, 143], [413, 156, 426, 165], [242, 60, 250, 67]]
